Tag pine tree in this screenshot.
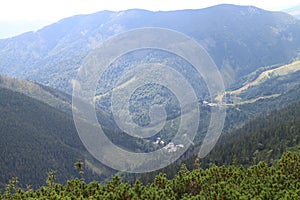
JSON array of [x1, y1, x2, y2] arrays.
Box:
[[74, 159, 85, 182]]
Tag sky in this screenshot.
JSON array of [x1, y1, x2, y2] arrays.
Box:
[[0, 0, 299, 38]]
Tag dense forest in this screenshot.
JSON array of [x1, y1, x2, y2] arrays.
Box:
[[118, 99, 300, 185], [0, 87, 113, 188], [1, 99, 300, 199], [206, 100, 300, 167], [0, 150, 299, 199]]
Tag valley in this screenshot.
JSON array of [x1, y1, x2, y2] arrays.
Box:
[[0, 3, 299, 198]]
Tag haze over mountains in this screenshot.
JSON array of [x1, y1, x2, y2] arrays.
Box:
[[285, 5, 300, 19], [0, 4, 300, 188], [0, 20, 50, 39], [1, 4, 300, 93]]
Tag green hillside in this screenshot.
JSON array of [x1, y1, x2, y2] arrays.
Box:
[[204, 99, 300, 168], [0, 87, 113, 188], [218, 60, 300, 104], [0, 74, 72, 114], [124, 89, 300, 184]]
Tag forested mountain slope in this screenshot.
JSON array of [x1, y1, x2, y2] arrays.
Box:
[[205, 99, 300, 167], [0, 87, 113, 188], [0, 5, 300, 92], [129, 92, 300, 184], [0, 74, 72, 113]]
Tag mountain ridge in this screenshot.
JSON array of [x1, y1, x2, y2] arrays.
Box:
[[285, 5, 300, 19], [0, 4, 300, 93], [0, 74, 72, 113]]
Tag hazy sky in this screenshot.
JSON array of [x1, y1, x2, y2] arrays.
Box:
[[0, 0, 299, 38]]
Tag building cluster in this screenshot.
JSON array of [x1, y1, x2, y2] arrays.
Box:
[[153, 137, 184, 153], [153, 137, 165, 145], [163, 142, 184, 153], [202, 101, 218, 107]]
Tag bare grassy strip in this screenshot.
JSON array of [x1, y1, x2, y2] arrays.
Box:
[[230, 60, 300, 95]]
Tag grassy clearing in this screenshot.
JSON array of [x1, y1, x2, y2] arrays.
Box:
[[230, 60, 300, 95]]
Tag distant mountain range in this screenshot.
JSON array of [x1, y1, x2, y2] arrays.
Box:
[[285, 5, 300, 19], [0, 4, 300, 93], [0, 20, 50, 39]]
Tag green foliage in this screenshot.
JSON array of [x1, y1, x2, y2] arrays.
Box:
[[206, 100, 300, 167], [0, 151, 299, 199], [238, 70, 300, 101], [46, 170, 56, 189], [0, 87, 113, 188], [74, 159, 85, 182]]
